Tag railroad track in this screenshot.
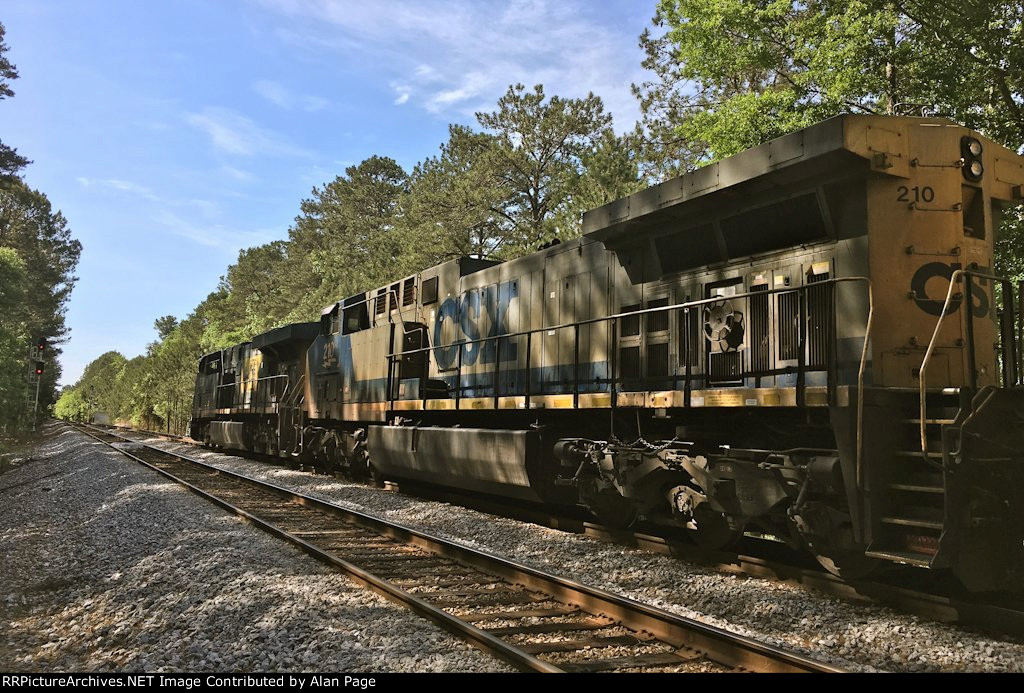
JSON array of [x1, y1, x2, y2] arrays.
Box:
[[96, 422, 1024, 639], [69, 423, 840, 673]]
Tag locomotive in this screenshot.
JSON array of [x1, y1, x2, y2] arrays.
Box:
[[190, 115, 1024, 592]]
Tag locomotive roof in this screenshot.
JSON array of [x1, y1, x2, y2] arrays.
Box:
[[251, 322, 319, 351], [582, 114, 956, 246]]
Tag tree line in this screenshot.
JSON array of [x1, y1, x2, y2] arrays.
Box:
[[0, 21, 81, 436], [56, 2, 1024, 430]]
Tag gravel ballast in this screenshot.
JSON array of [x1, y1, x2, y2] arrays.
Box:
[[0, 424, 510, 672], [130, 430, 1024, 673]]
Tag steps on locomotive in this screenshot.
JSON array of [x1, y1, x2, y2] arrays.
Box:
[[865, 390, 963, 569]]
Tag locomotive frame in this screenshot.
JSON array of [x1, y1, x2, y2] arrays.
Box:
[[190, 115, 1024, 592]]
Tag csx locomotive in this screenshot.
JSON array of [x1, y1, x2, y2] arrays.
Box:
[[190, 115, 1024, 591]]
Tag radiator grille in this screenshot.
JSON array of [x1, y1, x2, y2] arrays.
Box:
[[778, 291, 800, 361], [619, 346, 641, 379], [806, 272, 833, 368], [646, 342, 669, 377], [750, 286, 770, 372], [646, 298, 670, 333], [620, 304, 641, 337], [709, 351, 742, 382]]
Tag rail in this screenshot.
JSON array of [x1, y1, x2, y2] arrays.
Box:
[[72, 422, 843, 673], [918, 268, 1020, 454]]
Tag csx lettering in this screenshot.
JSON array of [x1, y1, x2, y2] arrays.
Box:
[[433, 281, 519, 369], [910, 262, 990, 318]]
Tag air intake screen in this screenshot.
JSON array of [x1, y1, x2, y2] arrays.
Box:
[[620, 304, 641, 337], [646, 297, 670, 333], [749, 285, 770, 372], [619, 346, 641, 379], [778, 292, 800, 361], [806, 272, 833, 369], [646, 342, 669, 377]]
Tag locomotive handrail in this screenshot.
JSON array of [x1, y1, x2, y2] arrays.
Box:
[[389, 277, 873, 360], [918, 268, 1018, 455], [212, 374, 290, 413], [386, 276, 875, 488]]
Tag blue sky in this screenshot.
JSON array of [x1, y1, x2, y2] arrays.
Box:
[[2, 0, 656, 385]]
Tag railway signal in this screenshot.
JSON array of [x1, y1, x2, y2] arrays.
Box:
[[27, 337, 48, 431]]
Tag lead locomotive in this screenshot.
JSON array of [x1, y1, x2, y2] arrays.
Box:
[[190, 115, 1024, 592]]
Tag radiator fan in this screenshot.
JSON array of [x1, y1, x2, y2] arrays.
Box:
[[703, 300, 745, 352]]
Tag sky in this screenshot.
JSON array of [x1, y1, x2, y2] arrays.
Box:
[[2, 0, 656, 385]]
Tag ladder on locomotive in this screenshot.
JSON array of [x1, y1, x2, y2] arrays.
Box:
[[278, 373, 306, 458], [864, 388, 964, 568]]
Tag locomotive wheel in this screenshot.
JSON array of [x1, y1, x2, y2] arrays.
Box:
[[687, 505, 742, 550], [579, 477, 637, 529]]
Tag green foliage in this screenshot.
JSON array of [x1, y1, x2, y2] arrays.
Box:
[[153, 315, 179, 340], [289, 156, 411, 318], [0, 179, 81, 419], [636, 0, 1024, 176], [402, 125, 513, 262], [53, 387, 89, 422], [475, 83, 616, 251], [0, 22, 29, 178], [0, 26, 80, 430], [0, 247, 28, 429], [559, 128, 645, 231]]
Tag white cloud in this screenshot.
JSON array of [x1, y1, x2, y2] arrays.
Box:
[[77, 177, 157, 199], [253, 79, 291, 108], [253, 0, 648, 128], [185, 106, 313, 157], [390, 81, 412, 105], [153, 210, 280, 249], [253, 79, 330, 111], [221, 165, 256, 182], [76, 177, 217, 214]]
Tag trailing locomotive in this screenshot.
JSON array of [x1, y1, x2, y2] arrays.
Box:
[[190, 115, 1024, 592]]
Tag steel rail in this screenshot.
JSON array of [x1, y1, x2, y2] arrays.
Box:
[[106, 423, 1024, 639], [74, 424, 560, 673], [71, 423, 842, 674]]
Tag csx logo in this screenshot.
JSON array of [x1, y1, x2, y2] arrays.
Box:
[[910, 262, 990, 318], [433, 281, 519, 369]]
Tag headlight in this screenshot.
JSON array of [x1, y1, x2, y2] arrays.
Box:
[[961, 136, 984, 182]]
